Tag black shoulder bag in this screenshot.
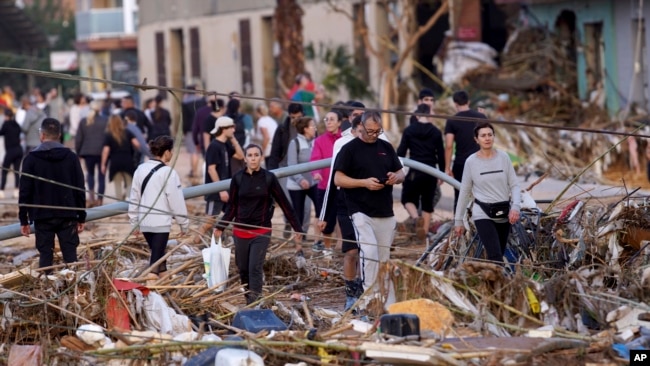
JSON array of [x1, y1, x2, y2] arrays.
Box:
[[474, 199, 510, 219], [141, 162, 166, 195]]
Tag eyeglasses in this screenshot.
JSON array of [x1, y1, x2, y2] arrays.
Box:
[[361, 123, 382, 136]]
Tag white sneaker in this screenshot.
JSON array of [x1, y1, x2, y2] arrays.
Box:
[[13, 189, 19, 199], [323, 248, 334, 260]]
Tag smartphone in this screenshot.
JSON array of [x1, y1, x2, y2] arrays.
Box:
[[377, 177, 389, 184]]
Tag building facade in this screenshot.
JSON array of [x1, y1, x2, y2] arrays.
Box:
[[136, 0, 390, 103], [75, 0, 138, 97], [526, 0, 650, 115]]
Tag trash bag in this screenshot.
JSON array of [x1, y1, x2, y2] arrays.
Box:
[[202, 235, 231, 292]]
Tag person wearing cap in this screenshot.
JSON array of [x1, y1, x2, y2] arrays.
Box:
[[205, 116, 244, 216]]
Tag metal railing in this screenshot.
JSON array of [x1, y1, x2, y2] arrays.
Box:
[[0, 158, 458, 241]]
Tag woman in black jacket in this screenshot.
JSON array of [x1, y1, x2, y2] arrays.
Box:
[[214, 144, 303, 304], [101, 115, 141, 201]]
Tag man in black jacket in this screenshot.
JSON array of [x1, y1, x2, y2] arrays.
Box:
[[19, 118, 86, 272]]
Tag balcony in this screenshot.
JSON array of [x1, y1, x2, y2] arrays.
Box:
[[76, 8, 136, 40]]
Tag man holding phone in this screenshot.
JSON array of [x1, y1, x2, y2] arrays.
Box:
[[334, 110, 404, 314]]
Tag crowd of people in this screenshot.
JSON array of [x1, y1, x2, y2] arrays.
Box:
[[1, 79, 522, 314]]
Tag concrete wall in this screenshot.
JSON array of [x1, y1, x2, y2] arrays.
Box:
[[528, 0, 620, 113]]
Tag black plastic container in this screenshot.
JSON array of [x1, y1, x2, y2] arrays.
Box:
[[379, 313, 420, 337], [232, 309, 288, 333]]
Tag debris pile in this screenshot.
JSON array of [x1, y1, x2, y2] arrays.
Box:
[[2, 192, 650, 364], [435, 26, 646, 184]]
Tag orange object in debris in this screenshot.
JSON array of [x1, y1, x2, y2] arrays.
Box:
[[106, 295, 130, 331], [320, 271, 329, 278], [106, 279, 150, 331]]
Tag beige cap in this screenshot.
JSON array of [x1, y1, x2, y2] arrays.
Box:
[[210, 116, 234, 134]]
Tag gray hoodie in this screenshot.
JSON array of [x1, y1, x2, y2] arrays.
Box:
[[21, 106, 46, 148]]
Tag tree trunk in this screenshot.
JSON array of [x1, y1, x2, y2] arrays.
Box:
[[274, 0, 305, 95]]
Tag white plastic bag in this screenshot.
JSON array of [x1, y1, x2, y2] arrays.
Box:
[[143, 292, 191, 335], [202, 235, 231, 292]]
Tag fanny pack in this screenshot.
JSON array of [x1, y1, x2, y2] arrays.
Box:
[[474, 199, 510, 219]]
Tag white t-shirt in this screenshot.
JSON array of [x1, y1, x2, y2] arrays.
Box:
[[256, 115, 278, 157]]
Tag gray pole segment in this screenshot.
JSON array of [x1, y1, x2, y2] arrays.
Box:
[[0, 158, 458, 241]]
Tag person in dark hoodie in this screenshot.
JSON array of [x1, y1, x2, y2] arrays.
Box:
[[396, 103, 445, 239], [0, 108, 22, 199], [19, 118, 86, 272]]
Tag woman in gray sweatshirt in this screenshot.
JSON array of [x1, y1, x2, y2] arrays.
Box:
[[453, 121, 520, 264], [286, 117, 319, 236]]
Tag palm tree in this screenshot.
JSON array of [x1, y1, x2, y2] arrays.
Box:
[[274, 0, 305, 95]]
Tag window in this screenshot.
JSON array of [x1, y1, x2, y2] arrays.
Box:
[[155, 31, 167, 87], [190, 27, 201, 79], [239, 19, 254, 94]]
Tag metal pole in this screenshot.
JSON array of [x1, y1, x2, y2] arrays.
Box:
[[0, 158, 458, 241]]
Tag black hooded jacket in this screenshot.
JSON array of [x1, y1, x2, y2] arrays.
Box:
[[396, 121, 446, 174], [19, 141, 86, 225]]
